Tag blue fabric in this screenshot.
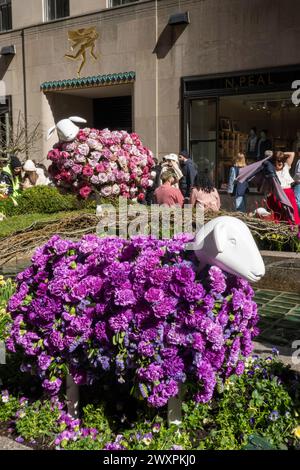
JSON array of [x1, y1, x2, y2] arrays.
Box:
[[227, 166, 248, 197], [235, 195, 246, 212], [294, 183, 300, 211]]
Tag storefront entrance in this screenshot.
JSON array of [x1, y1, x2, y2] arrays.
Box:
[[41, 73, 135, 143], [93, 96, 132, 133], [182, 66, 300, 189]]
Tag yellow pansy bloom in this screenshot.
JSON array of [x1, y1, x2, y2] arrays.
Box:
[[293, 426, 300, 439]]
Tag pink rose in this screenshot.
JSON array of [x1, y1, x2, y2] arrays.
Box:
[[90, 175, 99, 185], [86, 138, 98, 149], [141, 177, 150, 188], [79, 185, 92, 199], [78, 144, 90, 156], [112, 184, 120, 195], [60, 151, 70, 159], [95, 164, 105, 173], [74, 154, 86, 163], [98, 173, 108, 184], [47, 148, 61, 161], [101, 186, 112, 197], [60, 170, 73, 183], [72, 164, 82, 175], [77, 130, 88, 142], [82, 165, 94, 177], [90, 151, 102, 161]]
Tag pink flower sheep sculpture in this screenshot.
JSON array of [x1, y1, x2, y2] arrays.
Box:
[[47, 117, 155, 201]]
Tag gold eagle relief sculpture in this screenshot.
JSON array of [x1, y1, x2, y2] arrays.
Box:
[[65, 27, 99, 76]]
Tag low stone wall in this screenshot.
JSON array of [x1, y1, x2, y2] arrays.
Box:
[[0, 256, 32, 278], [220, 192, 265, 212], [256, 251, 300, 293]]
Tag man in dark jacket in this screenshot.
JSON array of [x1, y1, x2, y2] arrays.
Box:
[[178, 150, 198, 201]]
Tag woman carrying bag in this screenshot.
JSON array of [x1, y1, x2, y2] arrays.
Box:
[[227, 153, 249, 213]]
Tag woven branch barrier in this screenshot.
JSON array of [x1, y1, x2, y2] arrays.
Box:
[[0, 210, 298, 266]]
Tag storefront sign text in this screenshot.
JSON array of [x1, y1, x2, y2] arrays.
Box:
[[225, 73, 274, 89]]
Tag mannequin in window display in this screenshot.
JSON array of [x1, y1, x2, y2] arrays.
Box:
[[257, 130, 272, 160], [246, 127, 258, 159]]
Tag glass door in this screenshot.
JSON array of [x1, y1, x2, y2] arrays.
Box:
[[188, 98, 218, 185]]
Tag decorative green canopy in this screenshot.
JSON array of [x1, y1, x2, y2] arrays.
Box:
[[40, 71, 136, 92]]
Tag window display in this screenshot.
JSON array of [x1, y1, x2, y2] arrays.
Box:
[[217, 91, 300, 189], [184, 67, 300, 191]]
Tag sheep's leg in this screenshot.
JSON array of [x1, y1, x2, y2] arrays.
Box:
[[66, 374, 79, 417], [167, 385, 183, 426]]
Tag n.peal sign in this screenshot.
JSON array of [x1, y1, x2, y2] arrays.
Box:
[[184, 67, 300, 96], [224, 73, 274, 89]]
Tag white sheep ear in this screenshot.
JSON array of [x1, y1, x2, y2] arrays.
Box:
[[47, 126, 56, 141], [213, 221, 227, 254], [69, 116, 87, 124]]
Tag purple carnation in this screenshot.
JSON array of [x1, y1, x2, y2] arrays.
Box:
[[208, 266, 227, 294], [114, 288, 136, 306], [144, 287, 165, 303], [94, 321, 108, 342], [138, 363, 164, 382], [109, 313, 130, 332], [148, 380, 179, 407], [38, 353, 52, 371], [138, 341, 155, 357], [42, 377, 62, 396]]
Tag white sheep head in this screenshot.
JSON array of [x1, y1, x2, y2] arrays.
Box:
[[194, 216, 265, 282], [47, 116, 87, 142]]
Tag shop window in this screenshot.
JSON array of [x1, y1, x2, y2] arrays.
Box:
[[184, 68, 300, 190], [109, 0, 140, 7], [189, 99, 217, 184], [217, 91, 300, 189], [0, 0, 12, 32], [45, 0, 69, 21]]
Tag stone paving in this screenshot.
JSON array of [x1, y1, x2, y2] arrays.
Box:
[[0, 436, 31, 450], [255, 289, 300, 347], [254, 288, 300, 373]]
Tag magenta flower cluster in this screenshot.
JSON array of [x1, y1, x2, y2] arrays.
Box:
[[54, 408, 98, 449], [47, 128, 154, 200], [2, 391, 98, 449], [6, 234, 259, 407]]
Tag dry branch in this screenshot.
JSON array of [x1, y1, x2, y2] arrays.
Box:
[[0, 210, 298, 266]]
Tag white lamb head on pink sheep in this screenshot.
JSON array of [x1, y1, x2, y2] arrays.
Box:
[[194, 216, 265, 282], [47, 116, 87, 142]]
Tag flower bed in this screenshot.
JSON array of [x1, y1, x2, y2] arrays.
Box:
[[47, 128, 154, 200], [7, 234, 259, 407], [0, 354, 299, 450]]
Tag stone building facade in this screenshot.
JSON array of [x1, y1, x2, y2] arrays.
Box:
[[0, 0, 300, 191]]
